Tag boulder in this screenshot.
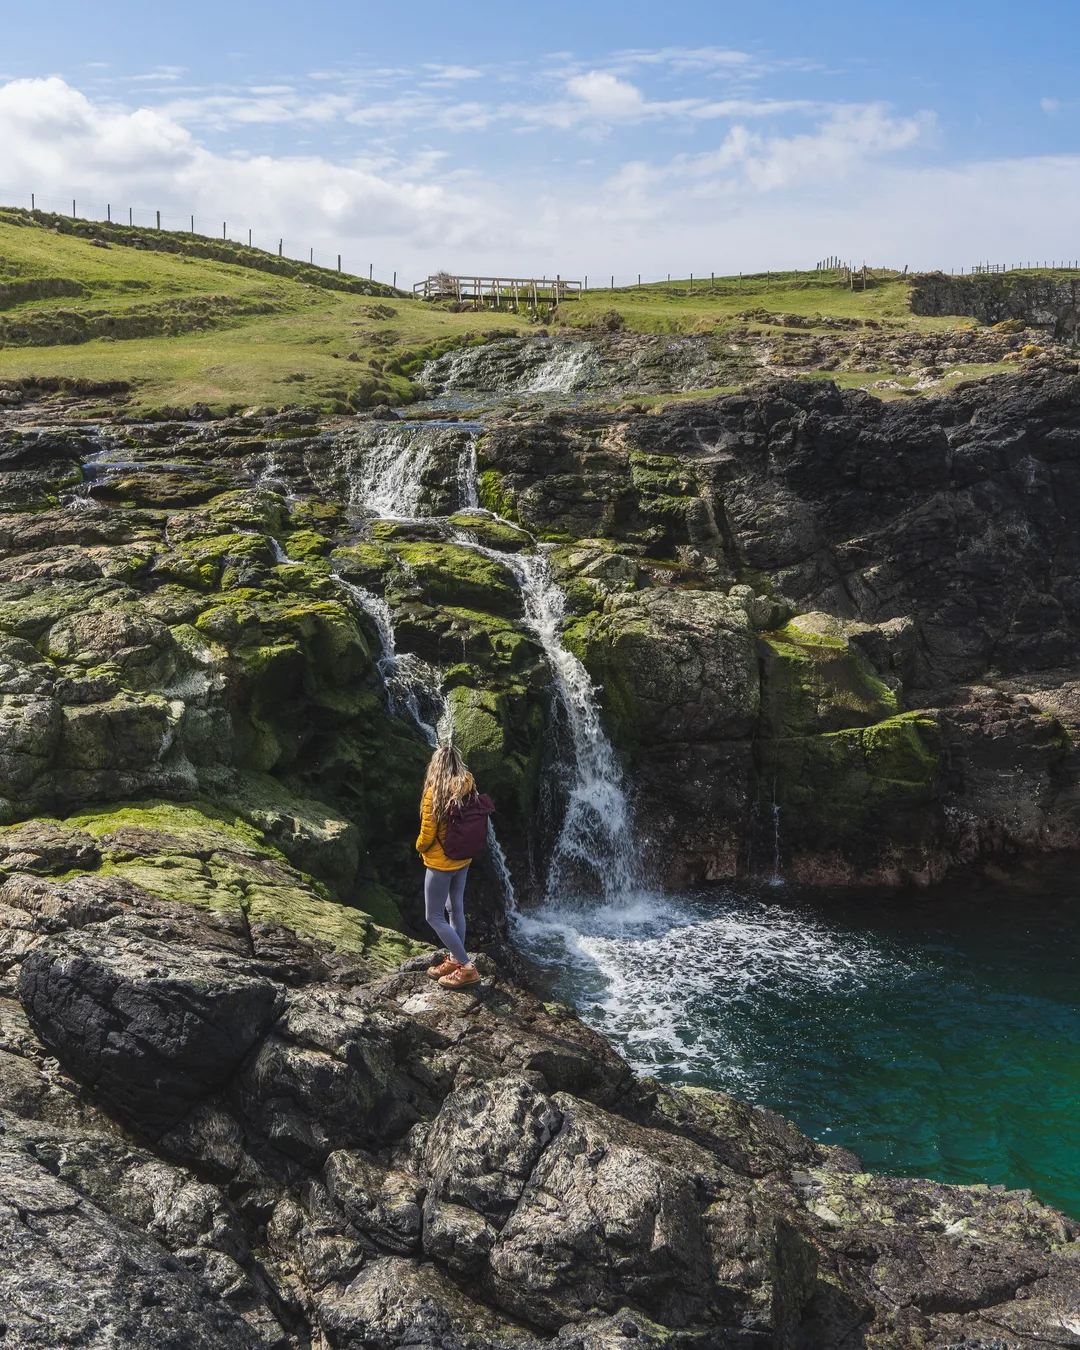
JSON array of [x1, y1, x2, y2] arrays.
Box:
[[18, 924, 284, 1138]]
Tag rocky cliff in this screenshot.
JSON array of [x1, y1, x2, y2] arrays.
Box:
[[475, 369, 1080, 886], [910, 273, 1080, 342], [1, 370, 1079, 894], [1, 366, 1080, 1345]]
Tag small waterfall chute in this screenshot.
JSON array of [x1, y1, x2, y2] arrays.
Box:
[[332, 574, 450, 747]]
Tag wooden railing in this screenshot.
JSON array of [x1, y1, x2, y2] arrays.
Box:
[[413, 274, 582, 304]]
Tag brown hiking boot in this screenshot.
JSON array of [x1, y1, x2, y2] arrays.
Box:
[[438, 963, 480, 989], [427, 956, 460, 979]]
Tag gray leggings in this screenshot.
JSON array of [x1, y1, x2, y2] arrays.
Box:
[[424, 865, 470, 965]]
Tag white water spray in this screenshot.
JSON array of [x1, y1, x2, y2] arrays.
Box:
[[450, 517, 638, 903], [347, 429, 433, 518]]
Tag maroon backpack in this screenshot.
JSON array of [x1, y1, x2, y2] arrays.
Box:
[[443, 792, 495, 860]]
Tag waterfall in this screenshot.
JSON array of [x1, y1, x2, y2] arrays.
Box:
[[510, 550, 637, 902], [332, 574, 450, 747], [456, 437, 479, 510], [420, 338, 601, 398], [453, 520, 638, 904], [324, 423, 638, 909], [327, 424, 480, 518], [345, 428, 433, 518], [522, 344, 596, 395]]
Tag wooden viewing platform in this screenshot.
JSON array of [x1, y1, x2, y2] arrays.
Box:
[[414, 274, 581, 305]]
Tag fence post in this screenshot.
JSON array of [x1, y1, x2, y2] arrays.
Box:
[[30, 194, 34, 211], [191, 215, 194, 234], [393, 271, 396, 288], [223, 222, 226, 240], [129, 208, 133, 226], [72, 200, 76, 220], [611, 275, 614, 289], [107, 204, 111, 223], [337, 255, 341, 272], [279, 239, 282, 256], [310, 248, 313, 263], [248, 229, 252, 247], [369, 263, 373, 280], [156, 210, 161, 230]]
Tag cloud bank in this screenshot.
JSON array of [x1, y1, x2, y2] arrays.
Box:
[[1, 73, 1078, 282]]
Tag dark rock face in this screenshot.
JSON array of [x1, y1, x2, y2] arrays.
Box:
[[910, 271, 1080, 340], [2, 370, 1080, 1342], [479, 371, 1080, 884], [20, 923, 284, 1138], [2, 876, 1080, 1348]]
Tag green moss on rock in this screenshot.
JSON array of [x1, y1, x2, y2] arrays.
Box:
[[330, 542, 397, 587], [759, 620, 898, 738], [389, 542, 523, 618], [477, 468, 517, 521], [448, 512, 532, 552]]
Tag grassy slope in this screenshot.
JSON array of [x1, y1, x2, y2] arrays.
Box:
[[567, 271, 950, 332], [0, 219, 1065, 411], [0, 212, 529, 411]]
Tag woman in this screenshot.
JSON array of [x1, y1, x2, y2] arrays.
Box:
[[417, 745, 480, 988]]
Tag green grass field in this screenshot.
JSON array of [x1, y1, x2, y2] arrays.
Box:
[[0, 211, 1068, 412]]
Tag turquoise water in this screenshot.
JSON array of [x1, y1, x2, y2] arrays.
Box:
[[514, 859, 1080, 1217]]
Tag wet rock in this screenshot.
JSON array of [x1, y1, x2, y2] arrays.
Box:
[[316, 1254, 533, 1350], [0, 820, 100, 874], [420, 1074, 563, 1225], [486, 1094, 719, 1330]]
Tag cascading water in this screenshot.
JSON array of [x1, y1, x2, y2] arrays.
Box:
[[521, 344, 597, 395], [332, 574, 450, 747], [456, 437, 479, 510], [343, 427, 433, 518], [489, 545, 638, 903], [325, 424, 481, 519]]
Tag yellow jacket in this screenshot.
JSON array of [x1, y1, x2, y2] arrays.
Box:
[[416, 776, 474, 871]]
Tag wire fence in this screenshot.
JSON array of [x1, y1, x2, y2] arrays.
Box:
[[0, 188, 401, 290], [2, 190, 1077, 294]]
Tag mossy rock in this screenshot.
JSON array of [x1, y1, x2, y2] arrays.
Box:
[[288, 497, 345, 530], [477, 467, 517, 520], [370, 520, 446, 544], [759, 621, 898, 738], [90, 472, 226, 508], [330, 542, 397, 587], [63, 799, 420, 961], [202, 489, 287, 535], [448, 512, 533, 552], [759, 712, 940, 841], [388, 542, 523, 619], [283, 528, 334, 561]]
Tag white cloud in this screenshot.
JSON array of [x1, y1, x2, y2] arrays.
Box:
[[422, 65, 484, 82], [603, 104, 931, 203], [0, 77, 498, 273], [565, 71, 647, 119], [0, 76, 1076, 286]]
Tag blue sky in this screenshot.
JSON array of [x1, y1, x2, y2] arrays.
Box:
[[1, 0, 1078, 282]]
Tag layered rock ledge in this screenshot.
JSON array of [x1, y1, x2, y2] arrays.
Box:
[[2, 869, 1078, 1349]]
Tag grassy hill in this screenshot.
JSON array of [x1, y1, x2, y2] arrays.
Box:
[[0, 209, 1072, 413], [0, 209, 528, 413]]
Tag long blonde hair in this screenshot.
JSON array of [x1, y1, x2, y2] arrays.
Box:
[[422, 745, 474, 822]]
